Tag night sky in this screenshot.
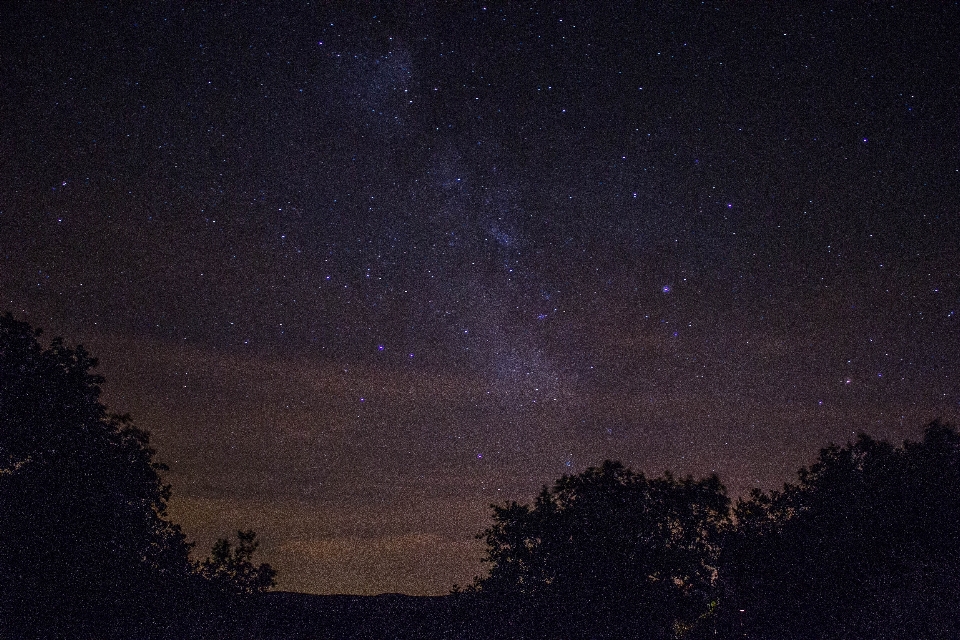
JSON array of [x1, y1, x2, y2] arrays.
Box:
[[3, 2, 959, 596]]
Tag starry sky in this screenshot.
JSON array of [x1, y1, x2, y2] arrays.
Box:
[[2, 2, 959, 595]]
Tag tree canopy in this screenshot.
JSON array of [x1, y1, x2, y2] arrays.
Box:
[[720, 422, 960, 639], [467, 424, 960, 640], [0, 313, 197, 637], [473, 460, 730, 639], [0, 313, 273, 638], [201, 529, 277, 597]]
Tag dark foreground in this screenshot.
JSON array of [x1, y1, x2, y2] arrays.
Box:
[[234, 592, 459, 640]]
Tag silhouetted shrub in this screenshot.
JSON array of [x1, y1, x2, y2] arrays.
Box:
[[0, 314, 275, 638], [720, 422, 960, 639], [0, 313, 196, 637], [473, 460, 730, 639]]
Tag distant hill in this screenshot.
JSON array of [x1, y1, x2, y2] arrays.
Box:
[[244, 592, 459, 639]]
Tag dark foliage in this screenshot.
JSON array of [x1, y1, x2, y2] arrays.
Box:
[[0, 314, 274, 638], [471, 460, 731, 639], [719, 421, 960, 639], [201, 529, 277, 597], [465, 426, 960, 640], [0, 313, 198, 637]]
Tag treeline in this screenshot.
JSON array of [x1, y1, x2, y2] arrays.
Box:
[[4, 313, 959, 639], [455, 423, 960, 639], [0, 314, 273, 638]]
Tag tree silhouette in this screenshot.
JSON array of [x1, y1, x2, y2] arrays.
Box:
[[201, 529, 276, 597], [720, 421, 960, 639], [0, 314, 277, 638], [473, 460, 730, 639], [0, 313, 197, 637]]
